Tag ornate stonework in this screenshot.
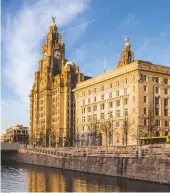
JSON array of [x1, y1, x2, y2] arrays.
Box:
[[29, 18, 87, 147], [117, 38, 134, 68], [74, 42, 170, 146]]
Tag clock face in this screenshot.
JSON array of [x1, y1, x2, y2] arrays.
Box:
[[43, 52, 47, 60], [54, 50, 61, 60]]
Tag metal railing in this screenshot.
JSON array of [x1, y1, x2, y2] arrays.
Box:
[[19, 144, 170, 159]]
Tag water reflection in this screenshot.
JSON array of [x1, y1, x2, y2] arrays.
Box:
[[27, 165, 124, 192], [1, 162, 170, 192]]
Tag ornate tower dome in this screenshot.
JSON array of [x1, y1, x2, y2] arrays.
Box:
[[65, 61, 75, 67], [117, 37, 134, 68]]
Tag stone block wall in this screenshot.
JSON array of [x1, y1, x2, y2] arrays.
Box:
[[16, 151, 170, 184]]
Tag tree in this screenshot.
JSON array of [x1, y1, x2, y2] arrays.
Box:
[[99, 118, 115, 146], [120, 115, 134, 146], [143, 104, 158, 144], [87, 119, 100, 146]]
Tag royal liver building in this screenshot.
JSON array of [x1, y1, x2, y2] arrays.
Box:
[[29, 18, 90, 147]]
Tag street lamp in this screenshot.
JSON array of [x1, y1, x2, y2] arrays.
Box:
[[49, 135, 51, 148]]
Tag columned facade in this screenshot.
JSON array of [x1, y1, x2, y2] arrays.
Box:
[[74, 40, 170, 146]]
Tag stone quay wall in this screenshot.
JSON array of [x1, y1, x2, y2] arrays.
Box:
[[16, 150, 170, 184]]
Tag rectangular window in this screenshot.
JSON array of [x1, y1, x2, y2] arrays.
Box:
[[82, 108, 85, 114], [125, 78, 128, 84], [109, 92, 112, 98], [155, 77, 159, 83], [141, 74, 146, 81], [88, 90, 91, 95], [144, 119, 147, 126], [109, 101, 113, 108], [101, 94, 104, 100], [144, 108, 147, 114], [155, 119, 160, 126], [116, 81, 119, 87], [144, 96, 147, 103], [83, 116, 85, 122], [100, 113, 105, 119], [165, 120, 169, 127], [144, 85, 147, 92], [93, 105, 97, 111], [164, 78, 168, 85], [87, 107, 91, 112], [108, 111, 113, 118], [93, 114, 97, 121], [87, 116, 91, 122], [164, 98, 168, 105], [93, 88, 96, 93], [155, 108, 159, 116], [155, 87, 159, 94], [133, 85, 135, 92], [116, 90, 119, 97], [124, 88, 127, 94], [164, 109, 168, 116], [124, 108, 128, 115], [116, 100, 120, 106], [143, 75, 146, 81], [116, 110, 120, 117], [88, 98, 91, 104], [82, 100, 85, 105], [155, 97, 159, 105], [93, 97, 96, 102], [124, 98, 128, 105], [109, 83, 112, 88], [100, 103, 105, 110], [164, 89, 168, 95]]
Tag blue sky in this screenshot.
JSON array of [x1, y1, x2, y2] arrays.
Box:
[[1, 0, 170, 134]]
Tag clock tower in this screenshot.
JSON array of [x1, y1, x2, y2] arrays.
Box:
[[29, 17, 88, 147], [41, 17, 65, 78]]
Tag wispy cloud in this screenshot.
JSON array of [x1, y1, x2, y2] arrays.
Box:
[[63, 19, 95, 46], [135, 34, 170, 66], [2, 0, 91, 104], [1, 0, 91, 132], [116, 13, 136, 30]]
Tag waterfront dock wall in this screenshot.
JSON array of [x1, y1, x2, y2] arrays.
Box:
[[16, 149, 170, 184]]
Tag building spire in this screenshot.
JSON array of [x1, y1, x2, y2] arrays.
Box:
[[124, 37, 130, 46], [125, 37, 129, 43], [117, 38, 134, 68], [51, 16, 56, 26]]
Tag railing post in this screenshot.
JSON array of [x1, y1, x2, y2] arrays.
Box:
[[162, 143, 165, 157], [138, 146, 141, 158]]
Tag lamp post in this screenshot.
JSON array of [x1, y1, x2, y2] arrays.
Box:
[[49, 135, 51, 148]]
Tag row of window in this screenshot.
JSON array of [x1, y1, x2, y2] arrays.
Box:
[[144, 97, 169, 104], [144, 85, 169, 94], [82, 109, 128, 122], [141, 75, 169, 84], [144, 107, 168, 117], [82, 99, 128, 113], [81, 78, 136, 97], [82, 92, 131, 105], [144, 119, 169, 127]]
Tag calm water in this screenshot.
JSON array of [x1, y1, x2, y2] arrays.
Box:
[[1, 161, 170, 192]]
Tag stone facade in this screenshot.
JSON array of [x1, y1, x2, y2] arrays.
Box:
[[29, 19, 90, 147], [74, 40, 170, 146], [16, 150, 170, 184]]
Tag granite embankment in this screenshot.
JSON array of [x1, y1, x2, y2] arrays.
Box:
[[16, 149, 170, 184]]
